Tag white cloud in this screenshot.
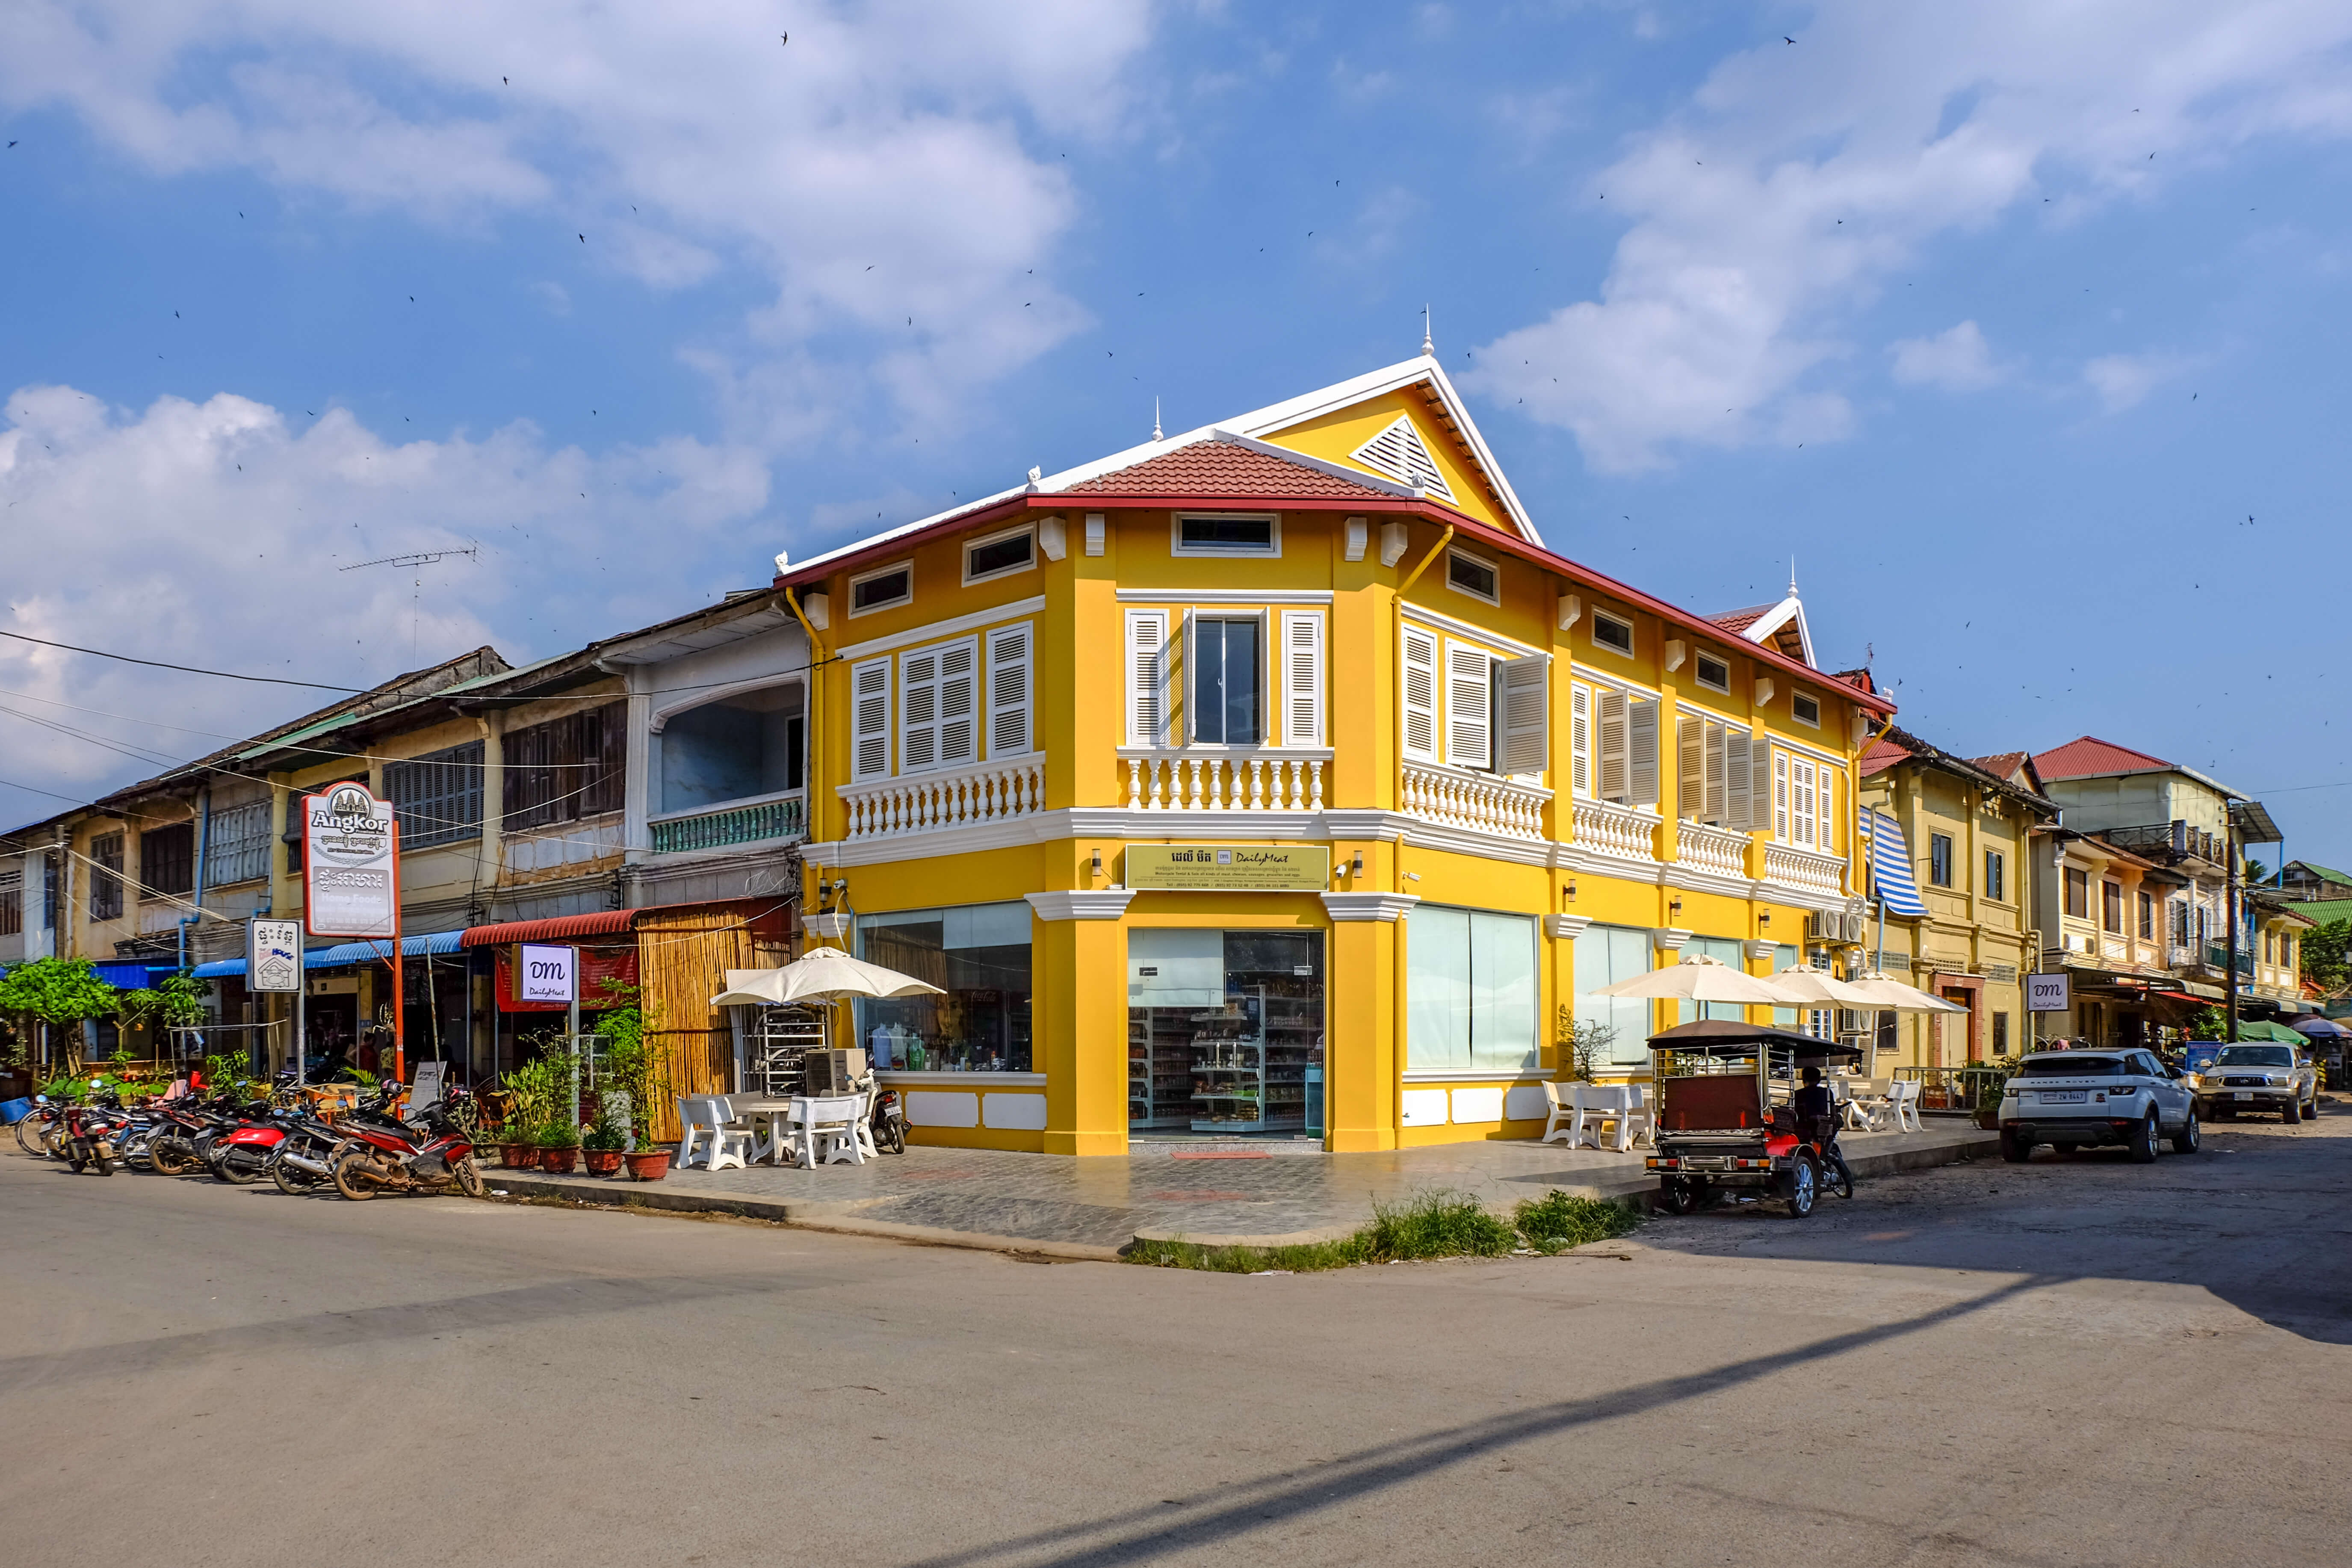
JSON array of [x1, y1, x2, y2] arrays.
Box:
[[0, 384, 768, 795], [1889, 320, 2003, 391], [2082, 351, 2194, 412], [0, 1, 1159, 430], [1464, 0, 2352, 471]]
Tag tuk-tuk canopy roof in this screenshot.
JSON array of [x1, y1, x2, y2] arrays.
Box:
[[1646, 1019, 1867, 1062]]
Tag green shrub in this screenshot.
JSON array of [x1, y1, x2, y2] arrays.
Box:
[[582, 1116, 625, 1152], [1512, 1191, 1641, 1255], [1364, 1188, 1517, 1260], [1128, 1185, 1642, 1273]]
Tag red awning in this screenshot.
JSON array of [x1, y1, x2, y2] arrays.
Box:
[[2153, 991, 2205, 1004], [461, 910, 636, 948]]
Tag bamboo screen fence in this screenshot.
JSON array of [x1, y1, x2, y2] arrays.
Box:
[[633, 902, 792, 1142]]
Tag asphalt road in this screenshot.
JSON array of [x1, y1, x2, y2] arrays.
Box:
[[4, 1108, 2347, 1568]]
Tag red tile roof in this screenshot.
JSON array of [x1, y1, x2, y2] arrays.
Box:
[[1859, 736, 1912, 778], [1706, 605, 1770, 634], [1970, 751, 2030, 783], [1065, 440, 1397, 499], [2032, 735, 2174, 780]]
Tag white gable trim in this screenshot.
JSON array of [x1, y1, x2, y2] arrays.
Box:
[[1738, 595, 1817, 668]]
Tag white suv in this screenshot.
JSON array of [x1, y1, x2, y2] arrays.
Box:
[[1998, 1048, 2199, 1164]]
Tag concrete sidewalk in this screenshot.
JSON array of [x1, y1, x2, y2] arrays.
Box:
[[484, 1121, 1999, 1259]]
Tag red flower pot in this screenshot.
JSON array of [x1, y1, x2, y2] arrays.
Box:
[[539, 1146, 580, 1175], [500, 1143, 535, 1169], [581, 1148, 625, 1176], [622, 1149, 672, 1181]]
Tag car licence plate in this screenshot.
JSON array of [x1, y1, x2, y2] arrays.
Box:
[[2233, 1090, 2252, 1101], [2038, 1091, 2086, 1104]]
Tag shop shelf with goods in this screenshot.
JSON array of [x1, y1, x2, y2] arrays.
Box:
[[1129, 1014, 1192, 1130]]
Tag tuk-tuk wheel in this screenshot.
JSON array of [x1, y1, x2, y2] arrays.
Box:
[[1658, 1177, 1706, 1215], [1780, 1155, 1818, 1219]]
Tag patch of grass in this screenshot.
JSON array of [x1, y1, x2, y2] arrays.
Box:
[[1127, 1187, 1643, 1272], [1512, 1190, 1643, 1255]]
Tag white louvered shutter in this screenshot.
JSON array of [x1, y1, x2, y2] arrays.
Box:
[[1597, 690, 1628, 802], [1725, 731, 1751, 830], [1705, 723, 1727, 825], [937, 638, 978, 767], [1445, 644, 1492, 768], [1569, 684, 1591, 797], [1793, 758, 1816, 847], [1281, 611, 1324, 747], [900, 646, 941, 772], [1126, 611, 1170, 747], [1753, 740, 1773, 836], [1401, 626, 1438, 763], [1774, 750, 1789, 839], [1628, 697, 1660, 807], [987, 624, 1031, 757], [1496, 655, 1547, 778], [1676, 716, 1703, 821], [851, 657, 891, 780]]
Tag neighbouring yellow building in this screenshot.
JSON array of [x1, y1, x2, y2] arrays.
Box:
[[781, 357, 1895, 1154]]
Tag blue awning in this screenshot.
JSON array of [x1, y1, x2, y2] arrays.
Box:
[[189, 930, 465, 980], [1867, 808, 1929, 919]]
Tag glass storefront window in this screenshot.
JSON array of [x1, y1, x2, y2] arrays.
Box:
[[1676, 936, 1748, 1023], [1129, 930, 1324, 1134], [1574, 923, 1654, 1067], [1406, 907, 1539, 1073], [854, 902, 1032, 1071]]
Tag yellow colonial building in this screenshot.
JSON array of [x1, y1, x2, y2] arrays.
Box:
[[783, 357, 1894, 1154]]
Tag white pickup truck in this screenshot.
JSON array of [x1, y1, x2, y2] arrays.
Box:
[[1997, 1048, 2200, 1164], [2190, 1042, 2318, 1124]]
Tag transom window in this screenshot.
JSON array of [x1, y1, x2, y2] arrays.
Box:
[[1445, 550, 1498, 604], [849, 562, 913, 616], [1591, 610, 1634, 656], [1792, 692, 1821, 726], [1174, 513, 1279, 555], [963, 526, 1034, 584], [1695, 652, 1731, 692]]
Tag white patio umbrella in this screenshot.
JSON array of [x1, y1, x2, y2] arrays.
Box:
[[1588, 954, 1792, 1007], [1844, 972, 1969, 1012], [1764, 967, 1886, 1008], [709, 947, 944, 1007]]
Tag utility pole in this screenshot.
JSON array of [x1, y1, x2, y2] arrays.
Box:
[[2225, 820, 2240, 1045]]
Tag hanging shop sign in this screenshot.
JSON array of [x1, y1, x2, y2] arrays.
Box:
[[2025, 972, 2071, 1013], [1125, 845, 1330, 892], [303, 783, 398, 938], [516, 943, 578, 1005], [247, 917, 304, 993]]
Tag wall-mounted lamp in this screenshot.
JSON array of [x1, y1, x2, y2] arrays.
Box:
[[1758, 910, 1773, 932], [1350, 850, 1364, 878], [1669, 895, 1684, 918], [1565, 877, 1578, 904], [1090, 848, 1103, 879], [1405, 871, 1422, 883]]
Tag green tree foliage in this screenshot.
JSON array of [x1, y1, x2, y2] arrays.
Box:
[[0, 957, 121, 1030], [2299, 917, 2350, 997], [116, 972, 209, 1033]]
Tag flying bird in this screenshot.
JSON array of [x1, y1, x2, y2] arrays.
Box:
[[781, 32, 788, 44], [1785, 35, 1795, 44], [578, 233, 585, 242]]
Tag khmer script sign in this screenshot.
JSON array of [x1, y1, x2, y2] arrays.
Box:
[[303, 783, 398, 938]]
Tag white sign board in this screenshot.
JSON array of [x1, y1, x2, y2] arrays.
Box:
[[303, 783, 398, 938], [2026, 972, 2071, 1013], [408, 1060, 444, 1112], [248, 918, 304, 993], [518, 943, 577, 1005]]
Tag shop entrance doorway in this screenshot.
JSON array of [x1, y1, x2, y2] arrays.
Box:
[[1128, 930, 1325, 1137]]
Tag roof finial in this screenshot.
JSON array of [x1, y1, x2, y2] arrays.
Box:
[[1788, 556, 1799, 598], [1152, 396, 1163, 442], [1421, 304, 1433, 357]]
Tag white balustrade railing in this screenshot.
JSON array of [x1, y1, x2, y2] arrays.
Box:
[[1121, 749, 1329, 811], [1401, 761, 1551, 840], [1675, 820, 1750, 878], [1570, 797, 1662, 860], [839, 757, 1044, 841], [1763, 843, 1847, 897]]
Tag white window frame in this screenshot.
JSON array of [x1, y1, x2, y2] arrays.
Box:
[[1279, 609, 1324, 749], [1791, 691, 1822, 728], [1590, 609, 1635, 659], [961, 524, 1036, 587], [1443, 547, 1499, 606], [848, 559, 914, 619], [896, 635, 978, 775], [1188, 609, 1270, 747], [985, 622, 1035, 759], [1694, 651, 1731, 693], [1171, 511, 1282, 558]]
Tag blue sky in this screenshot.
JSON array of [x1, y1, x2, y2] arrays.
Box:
[[4, 1, 2350, 867]]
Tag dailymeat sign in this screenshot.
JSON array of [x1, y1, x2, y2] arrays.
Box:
[[303, 783, 398, 938]]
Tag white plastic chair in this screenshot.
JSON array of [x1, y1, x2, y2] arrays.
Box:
[[1888, 1080, 1923, 1133], [1620, 1084, 1655, 1151], [803, 1095, 869, 1166], [1540, 1082, 1578, 1145], [676, 1095, 755, 1170], [674, 1095, 716, 1168]]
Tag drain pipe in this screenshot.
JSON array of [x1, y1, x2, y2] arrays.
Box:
[[176, 787, 213, 974]]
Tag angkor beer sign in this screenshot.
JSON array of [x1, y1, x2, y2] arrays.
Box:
[[303, 783, 397, 938]]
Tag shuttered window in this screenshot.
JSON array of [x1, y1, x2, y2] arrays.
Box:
[[1774, 752, 1789, 839], [987, 623, 1033, 758], [1627, 696, 1659, 806], [503, 707, 624, 831], [1598, 691, 1629, 802], [207, 800, 272, 887], [851, 657, 892, 780], [1280, 611, 1323, 747], [89, 832, 124, 921], [1569, 683, 1591, 797], [1444, 642, 1491, 768], [1674, 717, 1751, 827], [900, 637, 977, 773], [1791, 756, 1817, 847], [1401, 626, 1438, 763], [140, 822, 195, 898], [386, 741, 486, 848], [1495, 655, 1547, 778], [1726, 729, 1750, 830], [1125, 611, 1172, 748], [0, 868, 20, 937]]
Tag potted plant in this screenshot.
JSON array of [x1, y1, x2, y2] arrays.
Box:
[[499, 1120, 537, 1169], [537, 1120, 582, 1175], [596, 980, 674, 1181], [581, 1113, 626, 1176]]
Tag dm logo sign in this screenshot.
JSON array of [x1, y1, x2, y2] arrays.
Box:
[[303, 784, 398, 938]]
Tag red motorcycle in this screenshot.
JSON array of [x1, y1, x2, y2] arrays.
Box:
[[60, 1082, 128, 1176], [207, 1102, 290, 1184], [328, 1098, 485, 1200]]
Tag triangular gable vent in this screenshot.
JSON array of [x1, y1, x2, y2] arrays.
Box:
[[1350, 415, 1454, 500]]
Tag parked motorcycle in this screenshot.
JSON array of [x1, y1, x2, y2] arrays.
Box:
[[871, 1084, 907, 1155], [60, 1082, 127, 1176], [328, 1099, 484, 1200]]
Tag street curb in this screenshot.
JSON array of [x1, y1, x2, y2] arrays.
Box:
[[483, 1171, 1123, 1262]]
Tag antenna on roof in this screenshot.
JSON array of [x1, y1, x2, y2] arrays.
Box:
[[1421, 304, 1433, 357], [1152, 397, 1163, 442]]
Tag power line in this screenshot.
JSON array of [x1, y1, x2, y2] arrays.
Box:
[[0, 629, 362, 692]]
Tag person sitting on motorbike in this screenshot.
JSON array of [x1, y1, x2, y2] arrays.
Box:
[[1791, 1066, 1855, 1190]]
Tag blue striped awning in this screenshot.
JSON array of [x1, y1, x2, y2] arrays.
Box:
[[1868, 809, 1929, 918], [189, 930, 464, 980]]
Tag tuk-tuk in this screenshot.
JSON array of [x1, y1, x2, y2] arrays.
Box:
[[1642, 1019, 1866, 1218]]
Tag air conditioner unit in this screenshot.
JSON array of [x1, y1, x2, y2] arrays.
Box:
[[1807, 911, 1835, 940], [1807, 912, 1868, 944]]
